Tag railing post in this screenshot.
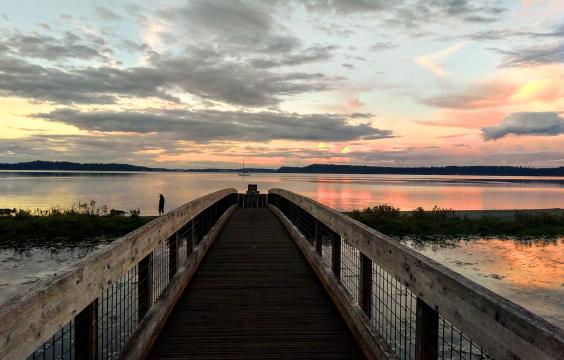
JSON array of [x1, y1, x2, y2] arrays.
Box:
[[332, 233, 341, 278], [191, 218, 196, 249], [169, 233, 178, 279], [74, 299, 98, 360], [416, 297, 439, 360], [315, 221, 323, 255], [359, 253, 372, 318], [138, 254, 152, 321]]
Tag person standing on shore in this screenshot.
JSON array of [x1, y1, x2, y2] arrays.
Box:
[[159, 194, 165, 216]]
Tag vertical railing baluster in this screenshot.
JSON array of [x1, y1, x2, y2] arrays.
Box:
[[359, 253, 372, 318], [315, 221, 322, 255], [75, 299, 98, 360], [416, 297, 439, 360], [138, 254, 152, 321], [332, 232, 341, 278], [169, 233, 178, 279]]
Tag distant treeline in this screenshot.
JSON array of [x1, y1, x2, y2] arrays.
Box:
[[0, 161, 174, 172], [278, 164, 564, 176], [1, 161, 563, 176]]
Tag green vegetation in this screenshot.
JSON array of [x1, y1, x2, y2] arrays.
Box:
[[0, 201, 154, 249], [348, 205, 564, 239]]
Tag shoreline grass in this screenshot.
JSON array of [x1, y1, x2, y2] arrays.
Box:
[[347, 205, 564, 239], [0, 203, 154, 249]]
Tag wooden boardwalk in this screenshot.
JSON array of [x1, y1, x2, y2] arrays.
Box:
[[149, 208, 363, 359]]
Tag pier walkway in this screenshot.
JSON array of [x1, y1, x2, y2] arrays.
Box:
[[149, 208, 362, 359]]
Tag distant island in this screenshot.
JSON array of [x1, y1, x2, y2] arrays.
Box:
[[0, 160, 562, 176]]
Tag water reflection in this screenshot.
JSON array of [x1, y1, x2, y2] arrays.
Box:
[[0, 171, 563, 214], [404, 237, 564, 329], [0, 244, 107, 304]]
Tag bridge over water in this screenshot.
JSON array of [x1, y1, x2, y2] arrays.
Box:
[[0, 189, 562, 359]]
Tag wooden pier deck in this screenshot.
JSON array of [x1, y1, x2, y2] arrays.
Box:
[[149, 207, 363, 359]]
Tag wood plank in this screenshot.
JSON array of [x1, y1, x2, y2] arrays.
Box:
[[148, 208, 364, 359]]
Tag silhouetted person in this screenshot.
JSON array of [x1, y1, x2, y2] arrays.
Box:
[[159, 194, 165, 216]]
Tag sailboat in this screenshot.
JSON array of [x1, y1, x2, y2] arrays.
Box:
[[239, 161, 251, 176]]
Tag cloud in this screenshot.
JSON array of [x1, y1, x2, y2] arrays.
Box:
[[0, 54, 177, 104], [496, 42, 564, 67], [421, 82, 516, 109], [386, 0, 506, 33], [369, 41, 398, 50], [0, 1, 343, 108], [301, 0, 394, 14], [160, 0, 301, 55], [414, 42, 465, 76], [0, 45, 333, 106], [34, 108, 395, 143], [95, 6, 123, 21], [0, 31, 112, 62], [250, 45, 336, 68], [423, 0, 506, 22], [482, 112, 564, 140], [459, 22, 564, 41]]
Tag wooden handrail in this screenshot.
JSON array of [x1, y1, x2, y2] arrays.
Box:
[[0, 188, 237, 360], [269, 188, 564, 360]]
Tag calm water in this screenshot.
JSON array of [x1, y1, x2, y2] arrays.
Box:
[[1, 171, 563, 214], [0, 171, 562, 329], [405, 237, 564, 329]]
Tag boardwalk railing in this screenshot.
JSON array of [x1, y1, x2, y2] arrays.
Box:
[[268, 189, 564, 360], [0, 189, 238, 360]]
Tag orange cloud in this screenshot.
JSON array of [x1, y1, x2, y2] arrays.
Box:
[[347, 97, 363, 110], [418, 110, 506, 129]]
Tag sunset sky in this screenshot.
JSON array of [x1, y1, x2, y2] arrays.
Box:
[[0, 0, 563, 168]]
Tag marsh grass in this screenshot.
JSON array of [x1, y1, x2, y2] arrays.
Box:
[[0, 201, 153, 249], [348, 205, 564, 239]]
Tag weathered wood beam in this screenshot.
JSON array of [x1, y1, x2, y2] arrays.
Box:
[[269, 188, 564, 360], [0, 188, 237, 360]]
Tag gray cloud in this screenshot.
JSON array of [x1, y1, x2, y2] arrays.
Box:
[[161, 0, 299, 54], [302, 0, 394, 14], [424, 0, 505, 22], [482, 112, 564, 140], [0, 0, 340, 108], [160, 0, 337, 69], [0, 55, 177, 104], [385, 0, 506, 32], [0, 31, 111, 61], [288, 0, 505, 23], [457, 21, 564, 41], [250, 45, 336, 68], [369, 41, 398, 50], [496, 42, 564, 67], [34, 108, 394, 143], [0, 44, 333, 106], [95, 6, 123, 21]]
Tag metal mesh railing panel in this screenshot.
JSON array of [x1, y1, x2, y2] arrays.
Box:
[[271, 192, 493, 360], [26, 193, 236, 360]]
